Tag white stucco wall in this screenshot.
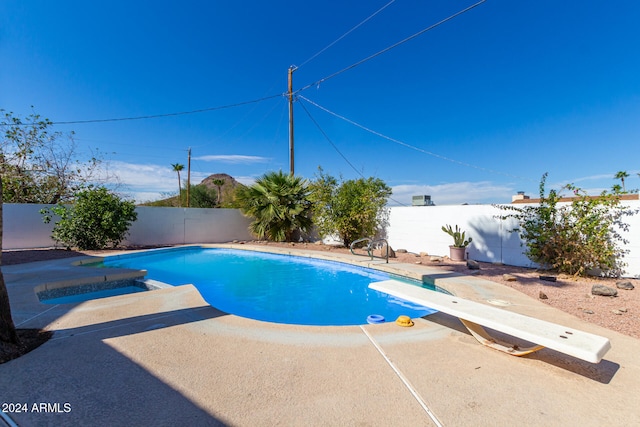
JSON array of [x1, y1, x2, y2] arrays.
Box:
[[386, 204, 530, 266], [387, 201, 640, 278], [2, 204, 253, 249], [3, 201, 639, 277], [124, 206, 253, 246], [3, 204, 57, 249]]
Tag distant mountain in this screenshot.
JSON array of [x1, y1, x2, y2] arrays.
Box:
[[199, 173, 243, 206], [199, 173, 241, 190]]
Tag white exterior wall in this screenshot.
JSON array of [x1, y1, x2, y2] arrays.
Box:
[[3, 204, 57, 249], [387, 204, 530, 266], [3, 202, 639, 277], [2, 204, 253, 249], [387, 201, 640, 278]]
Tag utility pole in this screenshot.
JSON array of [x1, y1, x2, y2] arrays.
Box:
[[288, 66, 297, 176], [186, 147, 191, 208]]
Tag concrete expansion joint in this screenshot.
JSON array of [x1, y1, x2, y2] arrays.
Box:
[[359, 325, 443, 427]]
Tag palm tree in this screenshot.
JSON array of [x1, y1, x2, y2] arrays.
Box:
[[171, 163, 185, 207], [614, 171, 629, 193], [211, 178, 226, 206], [235, 170, 313, 242]]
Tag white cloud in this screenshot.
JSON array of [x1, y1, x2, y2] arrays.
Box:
[[233, 175, 257, 186], [193, 154, 269, 164], [101, 161, 215, 203], [106, 162, 176, 192], [390, 181, 515, 206], [570, 173, 616, 184]]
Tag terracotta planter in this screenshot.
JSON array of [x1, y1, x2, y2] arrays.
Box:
[[449, 246, 467, 261]]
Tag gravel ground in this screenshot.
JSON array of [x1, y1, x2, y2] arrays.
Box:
[[3, 242, 638, 339]]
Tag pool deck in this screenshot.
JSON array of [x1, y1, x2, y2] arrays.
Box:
[[1, 244, 639, 426]]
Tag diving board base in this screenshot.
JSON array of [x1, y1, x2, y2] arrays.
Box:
[[369, 280, 611, 363], [459, 319, 545, 357]]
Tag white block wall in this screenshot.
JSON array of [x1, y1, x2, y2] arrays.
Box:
[[3, 202, 639, 277], [386, 204, 531, 266], [2, 204, 253, 249], [386, 202, 640, 278]]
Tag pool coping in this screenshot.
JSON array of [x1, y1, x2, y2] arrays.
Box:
[[2, 244, 640, 425]]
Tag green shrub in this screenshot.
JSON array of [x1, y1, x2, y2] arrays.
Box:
[[496, 173, 637, 277], [309, 169, 392, 247], [41, 187, 138, 250]]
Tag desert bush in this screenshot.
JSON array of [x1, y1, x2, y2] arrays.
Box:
[[496, 173, 637, 277]]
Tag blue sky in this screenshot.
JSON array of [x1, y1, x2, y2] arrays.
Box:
[[2, 0, 640, 205]]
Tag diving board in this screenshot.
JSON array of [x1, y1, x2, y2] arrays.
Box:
[[369, 280, 611, 363]]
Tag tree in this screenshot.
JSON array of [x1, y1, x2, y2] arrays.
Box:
[[1, 109, 104, 203], [614, 171, 629, 193], [172, 163, 185, 207], [235, 171, 313, 242], [42, 187, 138, 250], [182, 184, 217, 208], [211, 178, 226, 206], [0, 174, 20, 353], [309, 169, 392, 247]]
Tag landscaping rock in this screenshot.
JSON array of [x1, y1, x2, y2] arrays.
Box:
[[502, 274, 517, 282], [419, 252, 429, 257], [616, 280, 635, 290], [583, 309, 595, 314], [539, 275, 557, 282], [586, 268, 603, 277], [612, 309, 624, 315], [378, 246, 396, 258], [429, 256, 443, 263], [591, 284, 618, 297], [396, 249, 408, 253], [466, 260, 480, 270], [539, 291, 548, 300]]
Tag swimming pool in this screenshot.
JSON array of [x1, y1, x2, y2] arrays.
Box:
[[100, 247, 437, 326]]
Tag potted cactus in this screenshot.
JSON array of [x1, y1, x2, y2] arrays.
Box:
[[441, 224, 472, 261]]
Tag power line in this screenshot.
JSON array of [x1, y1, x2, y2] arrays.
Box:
[[298, 99, 362, 176], [298, 96, 409, 206], [297, 0, 399, 69], [3, 94, 283, 126], [296, 0, 486, 94], [298, 95, 535, 182]]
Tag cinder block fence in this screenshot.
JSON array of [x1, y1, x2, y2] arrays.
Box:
[[3, 202, 639, 277]]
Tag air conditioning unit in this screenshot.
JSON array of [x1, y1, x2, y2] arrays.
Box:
[[412, 195, 434, 206]]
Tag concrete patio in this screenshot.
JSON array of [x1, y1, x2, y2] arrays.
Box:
[[1, 245, 639, 426]]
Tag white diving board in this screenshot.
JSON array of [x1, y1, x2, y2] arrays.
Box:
[[369, 280, 611, 363]]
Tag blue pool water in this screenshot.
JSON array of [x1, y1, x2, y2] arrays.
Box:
[[101, 247, 437, 326]]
